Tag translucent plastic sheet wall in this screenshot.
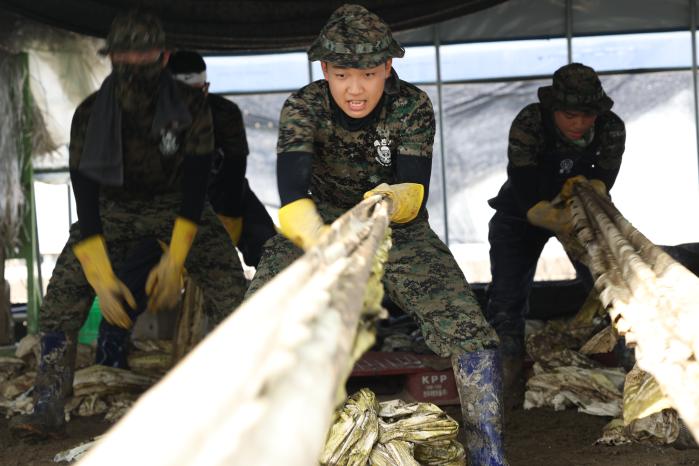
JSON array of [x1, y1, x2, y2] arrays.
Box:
[[441, 79, 564, 282], [0, 51, 27, 251], [601, 71, 699, 246], [438, 71, 699, 281], [228, 93, 287, 224]]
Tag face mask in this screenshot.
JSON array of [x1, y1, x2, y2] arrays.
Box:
[[113, 59, 162, 111]]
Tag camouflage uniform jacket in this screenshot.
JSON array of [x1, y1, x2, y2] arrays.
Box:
[[69, 81, 214, 204], [277, 74, 435, 222], [489, 103, 626, 217]]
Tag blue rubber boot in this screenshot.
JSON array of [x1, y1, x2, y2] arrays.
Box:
[[452, 349, 508, 466], [10, 330, 76, 440]]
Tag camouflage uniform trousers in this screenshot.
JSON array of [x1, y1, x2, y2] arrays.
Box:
[[40, 194, 248, 333], [246, 219, 499, 357]]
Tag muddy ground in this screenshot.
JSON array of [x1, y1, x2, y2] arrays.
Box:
[[1, 407, 698, 465]]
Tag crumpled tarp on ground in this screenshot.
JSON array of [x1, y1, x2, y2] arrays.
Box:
[[320, 388, 465, 466], [523, 291, 627, 417], [523, 290, 697, 448], [595, 365, 695, 447], [597, 409, 682, 447], [0, 335, 170, 423], [524, 362, 625, 417]]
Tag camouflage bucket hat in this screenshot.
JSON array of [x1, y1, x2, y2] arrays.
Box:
[[538, 63, 613, 114], [308, 4, 405, 68], [99, 11, 166, 55]]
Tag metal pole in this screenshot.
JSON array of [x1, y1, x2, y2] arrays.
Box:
[[308, 60, 314, 84], [20, 53, 41, 334], [67, 183, 73, 225], [33, 181, 43, 299], [566, 0, 573, 63], [434, 24, 450, 246], [690, 0, 699, 182]]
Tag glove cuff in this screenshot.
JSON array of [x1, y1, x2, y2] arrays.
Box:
[[278, 198, 325, 250], [391, 183, 424, 223], [364, 182, 425, 223], [72, 234, 114, 281], [588, 179, 609, 197]]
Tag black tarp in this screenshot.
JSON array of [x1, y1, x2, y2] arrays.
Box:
[[0, 0, 507, 52]]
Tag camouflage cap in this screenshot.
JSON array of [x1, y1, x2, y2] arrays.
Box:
[[538, 63, 613, 114], [99, 10, 166, 55], [308, 4, 404, 68]]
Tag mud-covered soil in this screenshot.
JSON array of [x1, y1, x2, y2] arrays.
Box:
[[1, 407, 698, 465], [505, 408, 699, 466]]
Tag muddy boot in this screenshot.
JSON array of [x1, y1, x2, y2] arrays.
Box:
[[499, 336, 524, 411], [95, 321, 130, 369], [10, 330, 77, 440], [501, 352, 524, 410], [452, 349, 508, 466]]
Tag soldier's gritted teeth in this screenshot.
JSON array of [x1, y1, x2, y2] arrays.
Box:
[[322, 60, 392, 118], [553, 109, 597, 141]]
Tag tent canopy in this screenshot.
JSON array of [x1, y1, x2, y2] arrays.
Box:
[[0, 0, 507, 52]]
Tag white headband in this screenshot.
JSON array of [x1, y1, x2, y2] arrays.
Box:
[[173, 71, 207, 86]]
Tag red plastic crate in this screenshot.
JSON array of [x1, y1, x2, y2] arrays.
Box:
[[350, 351, 460, 405]]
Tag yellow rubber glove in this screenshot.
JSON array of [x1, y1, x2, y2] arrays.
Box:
[[526, 200, 573, 236], [363, 182, 424, 223], [561, 175, 609, 199], [560, 175, 587, 199], [73, 235, 135, 329], [588, 179, 609, 198], [146, 217, 197, 312], [218, 215, 243, 246], [278, 198, 329, 250]]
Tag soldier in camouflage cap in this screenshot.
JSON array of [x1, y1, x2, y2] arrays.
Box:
[[10, 10, 248, 440], [98, 10, 166, 55], [487, 62, 625, 410], [538, 62, 613, 114], [307, 3, 405, 68], [247, 4, 507, 464]]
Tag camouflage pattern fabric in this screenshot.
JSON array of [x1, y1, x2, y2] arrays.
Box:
[[99, 10, 167, 55], [508, 103, 625, 171], [538, 63, 613, 114], [69, 80, 214, 203], [40, 196, 247, 332], [488, 101, 626, 217], [248, 220, 499, 357], [307, 4, 404, 68], [277, 76, 434, 215], [486, 64, 625, 367], [48, 72, 242, 331], [267, 56, 496, 355]]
